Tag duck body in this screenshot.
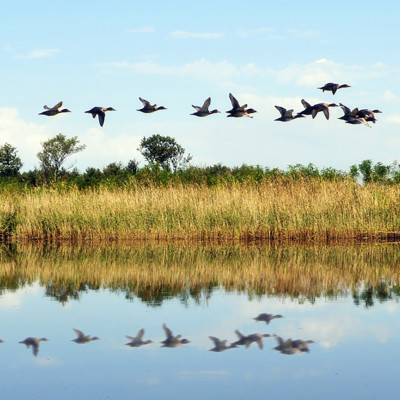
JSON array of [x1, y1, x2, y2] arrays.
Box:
[[137, 97, 166, 113], [191, 97, 220, 117], [71, 328, 99, 344], [85, 106, 116, 127], [318, 82, 350, 95], [39, 101, 71, 116]]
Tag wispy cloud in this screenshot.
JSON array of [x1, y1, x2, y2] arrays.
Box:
[[100, 58, 240, 82], [170, 31, 225, 39], [15, 49, 59, 60], [126, 26, 155, 34]]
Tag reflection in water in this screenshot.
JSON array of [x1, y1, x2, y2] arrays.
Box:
[[231, 330, 271, 350], [125, 329, 153, 347], [254, 313, 284, 324], [71, 328, 100, 344], [208, 336, 237, 352], [19, 337, 49, 357], [273, 335, 315, 356], [161, 323, 191, 348], [1, 242, 400, 307]]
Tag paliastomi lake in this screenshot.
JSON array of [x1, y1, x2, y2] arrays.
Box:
[[0, 242, 399, 399]]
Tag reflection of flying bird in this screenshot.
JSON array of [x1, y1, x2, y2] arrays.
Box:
[[291, 339, 315, 353], [318, 82, 350, 95], [161, 324, 190, 348], [19, 337, 49, 357], [254, 313, 284, 324], [231, 330, 270, 350], [208, 336, 236, 352], [226, 93, 257, 118], [39, 101, 71, 116], [191, 97, 220, 117], [272, 335, 302, 356], [71, 328, 100, 344], [85, 106, 116, 127], [274, 106, 304, 122], [137, 97, 167, 113], [125, 328, 153, 347]]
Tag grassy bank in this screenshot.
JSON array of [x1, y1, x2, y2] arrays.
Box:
[[1, 178, 400, 242]]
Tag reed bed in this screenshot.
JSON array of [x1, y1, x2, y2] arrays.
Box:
[[0, 242, 399, 303], [1, 179, 400, 241]]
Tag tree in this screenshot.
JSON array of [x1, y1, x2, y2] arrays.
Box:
[[138, 134, 192, 172], [37, 134, 86, 181], [0, 143, 22, 177]]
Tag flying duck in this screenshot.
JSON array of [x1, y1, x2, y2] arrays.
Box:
[[39, 101, 71, 116], [231, 330, 270, 350], [318, 82, 350, 95], [226, 93, 257, 118], [191, 97, 220, 117], [274, 106, 304, 122], [137, 97, 167, 113], [85, 106, 116, 127], [355, 108, 382, 123]]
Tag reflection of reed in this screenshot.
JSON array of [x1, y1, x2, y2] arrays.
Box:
[[1, 242, 400, 305]]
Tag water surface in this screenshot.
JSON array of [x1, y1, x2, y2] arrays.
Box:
[[0, 242, 399, 399]]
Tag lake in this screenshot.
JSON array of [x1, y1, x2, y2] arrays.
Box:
[[0, 242, 399, 399]]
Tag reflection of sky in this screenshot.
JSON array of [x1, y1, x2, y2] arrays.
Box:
[[0, 284, 399, 399]]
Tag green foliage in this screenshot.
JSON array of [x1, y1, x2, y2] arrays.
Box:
[[138, 134, 192, 172], [37, 133, 86, 181], [0, 143, 22, 177]]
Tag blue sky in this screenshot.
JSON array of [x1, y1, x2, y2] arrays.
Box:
[[1, 0, 399, 172]]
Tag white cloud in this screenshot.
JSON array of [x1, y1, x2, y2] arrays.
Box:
[[383, 90, 400, 102], [0, 108, 51, 170], [15, 49, 59, 59], [170, 31, 225, 39], [288, 29, 319, 38]]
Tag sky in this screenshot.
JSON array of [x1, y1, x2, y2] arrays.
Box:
[[1, 0, 400, 172]]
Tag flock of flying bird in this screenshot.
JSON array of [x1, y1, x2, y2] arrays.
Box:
[[2, 312, 314, 357], [38, 82, 382, 128]]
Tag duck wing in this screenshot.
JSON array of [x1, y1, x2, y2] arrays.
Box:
[[200, 97, 211, 112], [73, 328, 85, 339], [162, 324, 173, 339], [98, 110, 105, 126], [301, 99, 312, 109], [51, 101, 63, 110], [229, 93, 240, 108], [139, 97, 150, 106], [274, 106, 286, 116]]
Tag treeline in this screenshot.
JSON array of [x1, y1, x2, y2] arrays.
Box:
[[1, 133, 400, 190]]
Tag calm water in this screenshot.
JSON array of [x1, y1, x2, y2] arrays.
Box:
[[0, 243, 399, 399]]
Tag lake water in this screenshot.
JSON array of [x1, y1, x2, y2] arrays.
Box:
[[0, 242, 399, 399]]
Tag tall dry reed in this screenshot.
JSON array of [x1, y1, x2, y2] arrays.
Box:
[[1, 179, 400, 241]]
